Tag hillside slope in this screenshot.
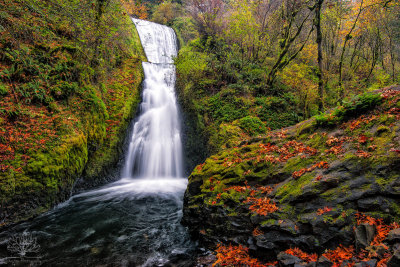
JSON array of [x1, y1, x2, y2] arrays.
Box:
[[0, 0, 145, 226], [183, 86, 400, 265]]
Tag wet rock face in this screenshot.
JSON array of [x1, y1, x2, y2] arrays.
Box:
[[388, 251, 400, 267], [182, 87, 400, 259]]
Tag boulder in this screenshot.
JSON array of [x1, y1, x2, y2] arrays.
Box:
[[387, 229, 400, 243], [355, 224, 376, 248], [354, 259, 377, 267], [317, 256, 333, 267], [388, 251, 400, 267], [277, 251, 302, 266]]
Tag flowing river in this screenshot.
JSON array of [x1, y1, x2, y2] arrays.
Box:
[[0, 19, 196, 266]]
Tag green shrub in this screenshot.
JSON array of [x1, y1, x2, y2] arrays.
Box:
[[51, 81, 81, 99], [315, 92, 383, 127], [0, 82, 8, 96], [238, 116, 266, 136], [256, 95, 300, 129], [208, 91, 250, 123]]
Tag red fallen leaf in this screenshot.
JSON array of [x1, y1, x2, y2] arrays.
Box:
[[244, 197, 278, 216], [285, 247, 317, 263], [196, 163, 205, 171], [252, 228, 263, 236], [358, 135, 373, 144], [224, 185, 249, 193], [317, 207, 332, 215], [258, 186, 273, 194], [377, 257, 390, 267], [356, 150, 371, 158], [293, 161, 329, 179], [214, 244, 269, 267], [322, 245, 354, 266]]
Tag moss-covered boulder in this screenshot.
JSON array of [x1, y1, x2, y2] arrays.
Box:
[[182, 86, 400, 260]]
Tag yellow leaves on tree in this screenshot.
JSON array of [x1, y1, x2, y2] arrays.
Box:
[[121, 0, 148, 19]]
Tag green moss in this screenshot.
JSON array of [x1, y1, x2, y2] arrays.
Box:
[[261, 219, 278, 227], [279, 204, 296, 218], [208, 122, 244, 152], [276, 172, 315, 203], [26, 133, 88, 189], [283, 156, 315, 174], [315, 92, 383, 127], [0, 82, 8, 96], [238, 116, 266, 136], [296, 119, 316, 136], [321, 184, 351, 202], [390, 202, 400, 219], [375, 172, 398, 188], [378, 114, 396, 125], [84, 59, 143, 179]]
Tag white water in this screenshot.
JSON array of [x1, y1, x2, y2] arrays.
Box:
[[123, 18, 183, 178]]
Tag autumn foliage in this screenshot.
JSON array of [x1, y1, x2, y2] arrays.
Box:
[[285, 247, 318, 263], [244, 197, 278, 216], [213, 244, 276, 267], [121, 0, 148, 19], [317, 206, 332, 215], [292, 161, 329, 179], [322, 245, 355, 267]]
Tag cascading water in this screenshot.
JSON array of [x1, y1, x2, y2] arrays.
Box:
[[123, 19, 182, 178], [0, 19, 195, 267]]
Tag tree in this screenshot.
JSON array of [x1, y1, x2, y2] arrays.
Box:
[[314, 0, 325, 111], [121, 0, 148, 19], [187, 0, 224, 38], [222, 0, 267, 65], [152, 0, 180, 25], [265, 0, 316, 89], [338, 0, 397, 101]]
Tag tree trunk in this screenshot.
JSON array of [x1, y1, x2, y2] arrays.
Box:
[[315, 0, 324, 112], [338, 0, 364, 102]]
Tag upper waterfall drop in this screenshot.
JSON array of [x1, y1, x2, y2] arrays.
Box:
[[123, 18, 183, 179], [132, 18, 178, 64]]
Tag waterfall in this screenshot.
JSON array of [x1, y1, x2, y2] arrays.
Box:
[[123, 18, 183, 178]]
